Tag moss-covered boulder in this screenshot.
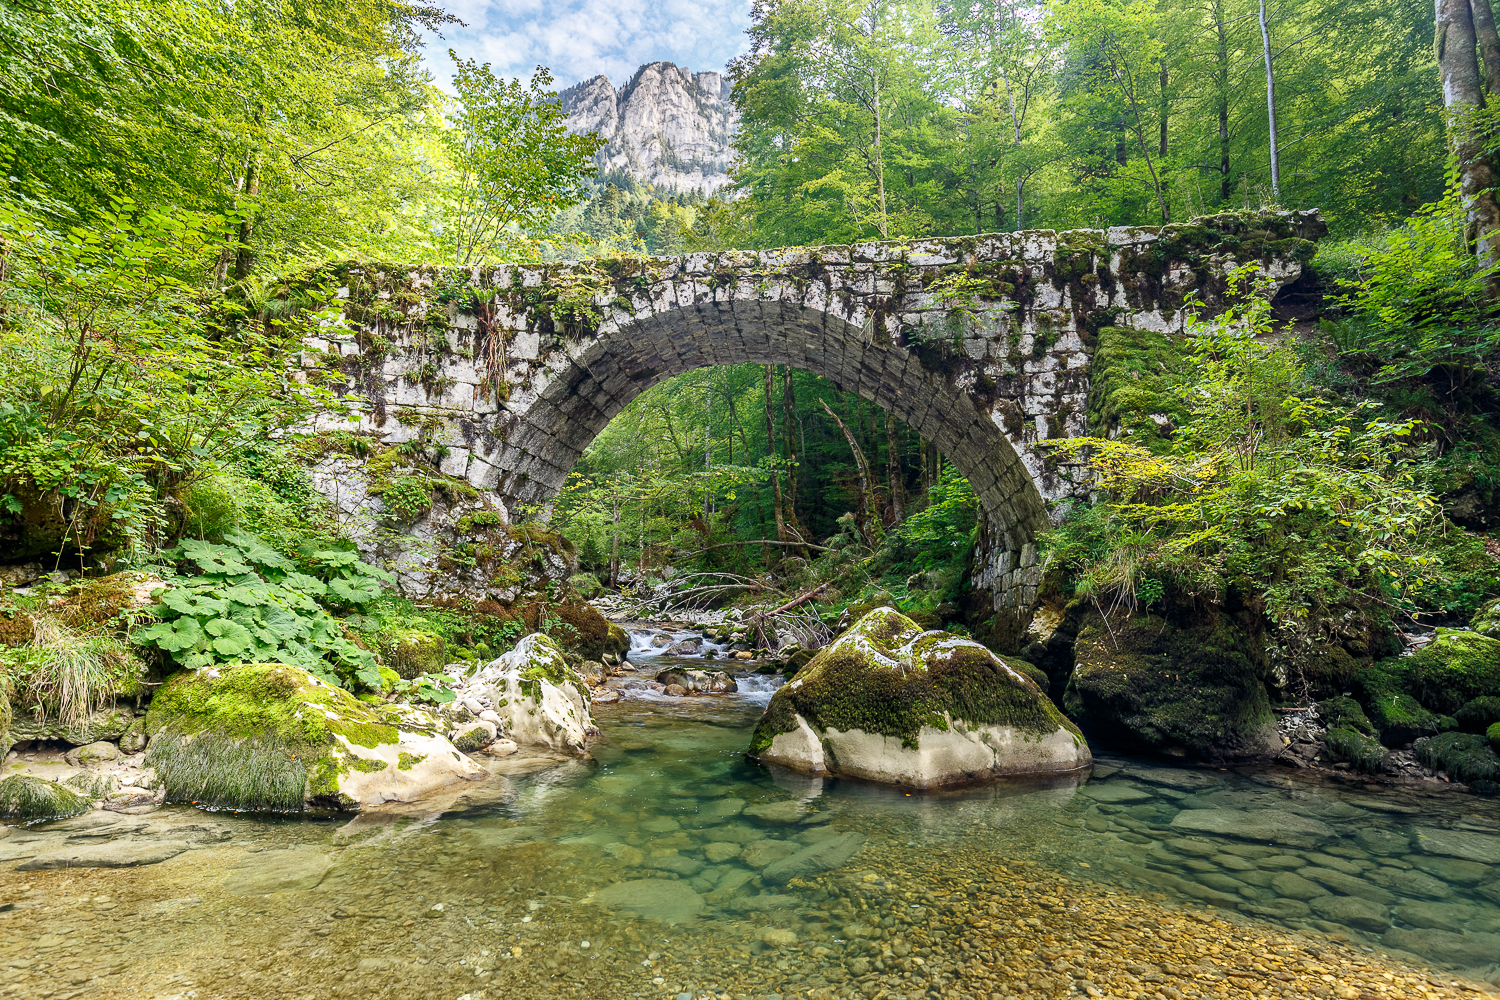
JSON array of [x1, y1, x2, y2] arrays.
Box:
[[1415, 732, 1500, 792], [377, 626, 447, 680], [0, 775, 91, 824], [1349, 629, 1500, 746], [1404, 629, 1500, 715], [1456, 696, 1500, 733], [748, 608, 1089, 788], [143, 663, 482, 812], [1064, 608, 1281, 761], [459, 634, 596, 753], [1472, 598, 1500, 639], [1324, 728, 1390, 774]]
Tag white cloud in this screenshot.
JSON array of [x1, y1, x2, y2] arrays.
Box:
[[422, 0, 753, 90]]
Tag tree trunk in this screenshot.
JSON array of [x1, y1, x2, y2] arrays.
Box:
[[763, 365, 788, 542], [1159, 60, 1169, 158], [821, 399, 877, 545], [1473, 0, 1500, 95], [1215, 0, 1232, 203], [782, 366, 799, 522], [1437, 0, 1500, 285], [609, 489, 621, 588], [874, 73, 888, 238], [231, 151, 262, 281], [886, 411, 904, 524], [919, 438, 931, 498], [1259, 0, 1281, 199]]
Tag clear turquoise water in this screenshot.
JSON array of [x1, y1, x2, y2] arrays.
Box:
[[0, 648, 1497, 1000]]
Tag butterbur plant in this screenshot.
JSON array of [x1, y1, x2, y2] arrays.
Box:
[[132, 531, 392, 690]]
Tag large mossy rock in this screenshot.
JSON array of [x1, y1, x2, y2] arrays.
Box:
[[1472, 598, 1500, 639], [461, 633, 597, 753], [1351, 628, 1500, 747], [747, 608, 1090, 788], [1064, 608, 1281, 761], [7, 705, 137, 747], [143, 663, 482, 812], [0, 775, 92, 824]]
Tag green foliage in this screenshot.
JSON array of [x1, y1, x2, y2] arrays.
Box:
[[1044, 271, 1444, 665], [0, 200, 341, 563], [1324, 196, 1500, 392], [132, 532, 390, 690], [0, 775, 91, 824], [445, 57, 605, 264]]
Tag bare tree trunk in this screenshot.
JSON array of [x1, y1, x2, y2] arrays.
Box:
[[873, 74, 888, 238], [919, 438, 931, 497], [886, 411, 904, 524], [1437, 0, 1500, 285], [232, 152, 261, 280], [1214, 0, 1232, 203], [821, 399, 877, 545], [1259, 0, 1281, 200], [1473, 0, 1500, 94], [609, 489, 621, 588], [1159, 60, 1169, 158], [763, 366, 788, 542], [782, 366, 800, 522]]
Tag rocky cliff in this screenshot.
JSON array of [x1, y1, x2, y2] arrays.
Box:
[[560, 62, 736, 195]]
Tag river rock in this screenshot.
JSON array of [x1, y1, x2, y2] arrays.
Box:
[[64, 741, 120, 767], [449, 720, 497, 753], [1413, 826, 1500, 864], [589, 878, 704, 924], [1079, 782, 1155, 804], [223, 846, 333, 894], [8, 704, 136, 746], [0, 775, 92, 824], [17, 839, 189, 870], [459, 634, 597, 753], [741, 839, 799, 869], [1065, 608, 1282, 762], [1168, 808, 1335, 848], [704, 842, 741, 863], [743, 800, 807, 823], [761, 831, 866, 884], [1383, 926, 1500, 968], [143, 662, 483, 812], [1269, 872, 1327, 900], [654, 667, 737, 693], [1311, 894, 1390, 932], [749, 608, 1089, 787]]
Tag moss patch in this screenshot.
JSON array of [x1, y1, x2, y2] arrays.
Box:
[[144, 662, 407, 811], [1318, 696, 1375, 736], [0, 775, 91, 824], [1085, 326, 1192, 455], [749, 608, 1076, 755], [1063, 607, 1278, 761]]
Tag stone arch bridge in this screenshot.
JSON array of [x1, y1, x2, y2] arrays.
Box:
[[302, 209, 1323, 634]]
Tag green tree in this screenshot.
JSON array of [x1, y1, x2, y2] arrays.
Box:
[[445, 57, 605, 263]]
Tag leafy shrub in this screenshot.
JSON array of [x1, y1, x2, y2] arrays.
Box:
[[132, 531, 390, 689]]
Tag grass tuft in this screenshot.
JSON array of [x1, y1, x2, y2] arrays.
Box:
[[0, 775, 91, 823], [145, 730, 308, 812]]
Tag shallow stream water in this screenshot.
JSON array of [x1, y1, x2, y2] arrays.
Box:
[[1, 628, 1499, 1000]]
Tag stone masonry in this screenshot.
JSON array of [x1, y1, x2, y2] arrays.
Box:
[[299, 209, 1324, 631]]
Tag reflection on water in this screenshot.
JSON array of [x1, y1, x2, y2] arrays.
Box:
[[2, 659, 1499, 1000]]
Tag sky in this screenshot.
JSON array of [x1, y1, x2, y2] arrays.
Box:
[[422, 0, 754, 90]]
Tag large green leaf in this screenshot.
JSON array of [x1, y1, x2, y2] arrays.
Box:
[[258, 606, 310, 642], [278, 571, 327, 597], [220, 583, 274, 607], [222, 531, 293, 571], [327, 574, 381, 606], [160, 588, 227, 617], [178, 538, 251, 575], [204, 618, 254, 656], [133, 617, 202, 652]]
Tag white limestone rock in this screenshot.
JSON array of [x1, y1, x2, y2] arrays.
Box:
[[749, 608, 1090, 788], [462, 634, 598, 754]]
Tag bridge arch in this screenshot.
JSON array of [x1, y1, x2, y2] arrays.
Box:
[[489, 297, 1053, 618]]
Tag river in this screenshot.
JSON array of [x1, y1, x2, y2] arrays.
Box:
[[0, 624, 1497, 999]]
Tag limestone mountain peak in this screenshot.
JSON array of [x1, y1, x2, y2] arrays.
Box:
[[559, 61, 737, 195]]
